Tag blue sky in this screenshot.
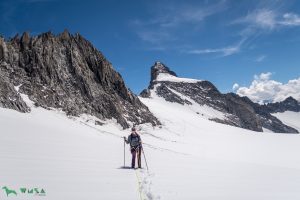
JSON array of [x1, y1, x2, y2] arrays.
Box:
[[1, 0, 300, 102]]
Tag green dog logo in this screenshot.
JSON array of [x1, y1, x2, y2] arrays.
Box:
[[2, 186, 17, 196]]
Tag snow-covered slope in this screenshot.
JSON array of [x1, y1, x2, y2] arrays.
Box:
[[2, 90, 300, 199], [139, 90, 300, 200], [155, 73, 201, 83], [0, 102, 138, 199], [272, 111, 300, 132]]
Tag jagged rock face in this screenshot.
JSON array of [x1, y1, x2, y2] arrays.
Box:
[[223, 93, 262, 131], [261, 96, 300, 113], [0, 31, 160, 128], [150, 61, 177, 82], [0, 74, 29, 112], [140, 62, 298, 133], [224, 94, 298, 133]]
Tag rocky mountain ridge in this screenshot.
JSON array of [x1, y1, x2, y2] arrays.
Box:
[[261, 96, 300, 113], [0, 30, 298, 133], [0, 31, 160, 128], [140, 62, 299, 133]]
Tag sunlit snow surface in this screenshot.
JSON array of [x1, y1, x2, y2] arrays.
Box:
[[155, 73, 201, 83], [1, 92, 300, 199], [272, 111, 300, 132]]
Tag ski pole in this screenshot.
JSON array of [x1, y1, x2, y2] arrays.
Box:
[[141, 146, 149, 171], [123, 138, 126, 168]]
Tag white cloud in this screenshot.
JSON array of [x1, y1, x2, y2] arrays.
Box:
[[241, 9, 277, 30], [279, 13, 300, 26], [235, 72, 300, 104], [255, 72, 272, 80], [232, 83, 239, 91], [187, 39, 245, 57], [188, 46, 239, 56], [234, 9, 300, 33], [228, 9, 300, 55], [179, 1, 227, 24], [131, 1, 227, 46], [153, 0, 227, 28], [137, 30, 173, 44], [255, 55, 266, 62]]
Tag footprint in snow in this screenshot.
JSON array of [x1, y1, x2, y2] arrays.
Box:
[[139, 171, 160, 200]]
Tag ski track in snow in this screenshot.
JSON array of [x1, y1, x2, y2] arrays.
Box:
[[138, 170, 160, 200]]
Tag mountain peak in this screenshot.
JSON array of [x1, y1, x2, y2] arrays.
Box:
[[58, 29, 71, 40], [0, 30, 160, 128], [151, 61, 177, 82], [283, 96, 298, 104], [141, 61, 298, 133]]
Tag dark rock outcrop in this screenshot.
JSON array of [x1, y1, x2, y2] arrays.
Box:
[[0, 31, 160, 128], [140, 62, 298, 133], [261, 96, 300, 113], [150, 61, 177, 82], [0, 74, 30, 112], [224, 94, 298, 133]]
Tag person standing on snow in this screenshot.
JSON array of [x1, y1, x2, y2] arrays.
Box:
[[124, 127, 142, 169]]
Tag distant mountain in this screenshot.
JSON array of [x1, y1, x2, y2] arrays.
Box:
[[0, 30, 160, 128], [140, 62, 298, 133], [261, 96, 300, 113]]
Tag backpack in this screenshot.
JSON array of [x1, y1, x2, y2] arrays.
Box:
[[129, 134, 140, 147]]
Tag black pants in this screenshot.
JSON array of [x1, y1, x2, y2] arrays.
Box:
[[131, 146, 142, 168]]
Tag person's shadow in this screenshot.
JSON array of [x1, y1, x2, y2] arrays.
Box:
[[118, 166, 132, 169]]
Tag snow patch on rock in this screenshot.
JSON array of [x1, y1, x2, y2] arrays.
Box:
[[155, 73, 201, 83]]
